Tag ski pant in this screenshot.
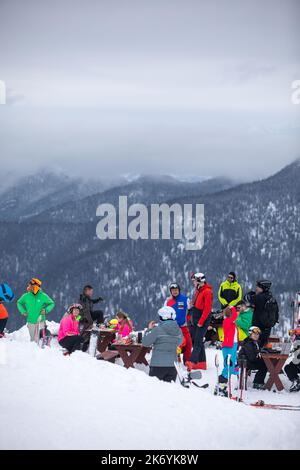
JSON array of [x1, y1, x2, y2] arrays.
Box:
[[59, 335, 82, 354], [149, 366, 177, 383], [258, 327, 271, 348], [0, 318, 8, 334], [189, 315, 211, 364], [27, 322, 45, 342], [248, 359, 268, 385], [284, 361, 300, 382], [180, 325, 192, 362], [221, 343, 239, 379]]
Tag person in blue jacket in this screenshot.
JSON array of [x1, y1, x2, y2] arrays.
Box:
[[164, 282, 192, 363]]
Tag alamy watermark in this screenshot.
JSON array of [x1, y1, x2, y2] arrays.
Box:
[[96, 196, 204, 251], [0, 80, 6, 104]]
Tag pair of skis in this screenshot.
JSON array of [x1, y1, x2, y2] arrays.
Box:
[[215, 353, 300, 411], [174, 361, 209, 389]]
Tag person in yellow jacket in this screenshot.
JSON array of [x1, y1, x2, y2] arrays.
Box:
[[217, 272, 242, 341]]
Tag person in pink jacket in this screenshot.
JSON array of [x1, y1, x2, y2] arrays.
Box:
[[58, 303, 83, 354], [115, 311, 133, 338], [219, 305, 239, 382]]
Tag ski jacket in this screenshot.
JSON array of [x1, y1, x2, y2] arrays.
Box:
[[79, 293, 102, 326], [250, 291, 273, 328], [58, 314, 79, 342], [235, 308, 253, 337], [17, 290, 55, 324], [218, 280, 242, 307], [0, 303, 9, 320], [142, 320, 183, 367], [164, 294, 189, 327], [238, 337, 261, 364], [222, 307, 238, 348], [116, 320, 132, 338], [191, 283, 213, 327]]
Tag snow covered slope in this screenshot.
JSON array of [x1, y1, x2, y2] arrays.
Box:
[[0, 329, 299, 450]]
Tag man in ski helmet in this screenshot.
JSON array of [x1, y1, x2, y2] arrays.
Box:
[[218, 272, 242, 309], [142, 306, 183, 382], [186, 272, 213, 371], [238, 326, 268, 390], [164, 282, 192, 363], [17, 278, 55, 342], [246, 280, 279, 347]]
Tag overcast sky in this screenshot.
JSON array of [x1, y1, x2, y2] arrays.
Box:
[[0, 0, 299, 181]]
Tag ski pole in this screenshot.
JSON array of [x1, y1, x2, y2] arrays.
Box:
[[227, 354, 232, 399]]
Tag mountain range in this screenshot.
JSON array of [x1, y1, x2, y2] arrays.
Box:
[[0, 161, 299, 332]]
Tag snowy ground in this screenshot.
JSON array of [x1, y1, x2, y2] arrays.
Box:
[[0, 324, 299, 450]]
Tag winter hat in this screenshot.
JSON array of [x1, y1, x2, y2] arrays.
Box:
[[158, 306, 176, 321], [30, 278, 42, 295], [256, 280, 272, 291]]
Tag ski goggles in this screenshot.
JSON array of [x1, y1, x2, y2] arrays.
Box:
[[169, 283, 179, 290]]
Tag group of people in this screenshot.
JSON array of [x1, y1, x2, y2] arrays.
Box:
[[1, 272, 299, 393]]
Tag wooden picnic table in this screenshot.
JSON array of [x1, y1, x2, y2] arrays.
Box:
[[113, 343, 151, 369], [96, 329, 116, 353], [261, 343, 291, 391]]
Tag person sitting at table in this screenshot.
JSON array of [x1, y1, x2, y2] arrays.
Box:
[[238, 326, 268, 390], [284, 328, 300, 392], [142, 306, 183, 383], [58, 303, 83, 355], [115, 311, 133, 338]]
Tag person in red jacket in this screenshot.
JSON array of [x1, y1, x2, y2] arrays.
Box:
[[186, 272, 213, 371], [219, 306, 239, 381]]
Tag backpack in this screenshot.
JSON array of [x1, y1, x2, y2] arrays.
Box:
[[260, 295, 279, 328]]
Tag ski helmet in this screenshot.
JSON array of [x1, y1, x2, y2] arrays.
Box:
[[191, 272, 206, 283], [169, 282, 180, 293], [249, 326, 261, 336], [67, 303, 83, 315], [256, 280, 272, 291], [158, 306, 176, 321], [0, 283, 15, 302]]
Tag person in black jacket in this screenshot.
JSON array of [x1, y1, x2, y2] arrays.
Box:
[[79, 285, 104, 327], [246, 279, 274, 347], [238, 326, 268, 390]]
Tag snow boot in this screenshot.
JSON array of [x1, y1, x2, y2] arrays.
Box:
[[214, 383, 228, 397], [289, 378, 300, 392], [253, 382, 265, 390]]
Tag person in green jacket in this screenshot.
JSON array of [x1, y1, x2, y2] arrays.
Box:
[[17, 278, 55, 342], [235, 300, 253, 341], [218, 272, 242, 308]]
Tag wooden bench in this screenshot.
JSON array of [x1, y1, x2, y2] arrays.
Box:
[[97, 351, 119, 363]]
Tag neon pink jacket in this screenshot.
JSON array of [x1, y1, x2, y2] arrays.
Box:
[[116, 320, 132, 338], [58, 314, 79, 342]]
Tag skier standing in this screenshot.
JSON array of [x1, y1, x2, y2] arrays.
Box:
[[164, 282, 192, 363], [238, 326, 268, 390], [246, 280, 279, 347], [17, 278, 55, 342], [142, 306, 183, 382], [0, 302, 9, 338], [235, 300, 253, 341], [218, 272, 242, 309], [218, 306, 239, 389], [79, 285, 104, 327], [186, 272, 213, 371]]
